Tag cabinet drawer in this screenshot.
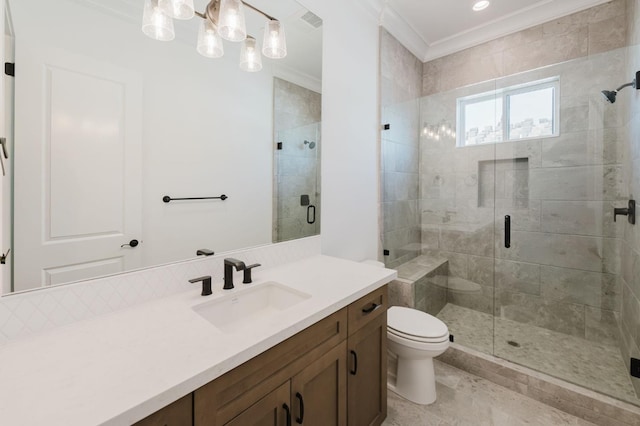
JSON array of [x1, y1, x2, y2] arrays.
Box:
[[348, 285, 387, 336], [134, 394, 192, 426]]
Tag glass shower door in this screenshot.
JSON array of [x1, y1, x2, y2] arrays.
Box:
[[492, 54, 637, 404], [273, 122, 321, 243], [417, 80, 499, 355]]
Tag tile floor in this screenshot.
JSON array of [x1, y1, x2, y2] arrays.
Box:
[[383, 360, 597, 426], [436, 303, 639, 405]]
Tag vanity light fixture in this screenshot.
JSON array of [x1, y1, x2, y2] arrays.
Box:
[[472, 1, 490, 11], [142, 0, 287, 71], [422, 121, 455, 140], [142, 0, 176, 41], [159, 0, 195, 20], [239, 36, 263, 72]]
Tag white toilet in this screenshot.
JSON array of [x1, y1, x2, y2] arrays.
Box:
[[387, 306, 449, 405]]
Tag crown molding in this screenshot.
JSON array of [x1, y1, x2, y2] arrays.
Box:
[[354, 0, 384, 23], [380, 4, 429, 61], [272, 63, 322, 94], [378, 0, 611, 63], [350, 0, 387, 23]]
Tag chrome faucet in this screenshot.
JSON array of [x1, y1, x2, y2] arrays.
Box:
[[223, 258, 246, 290]]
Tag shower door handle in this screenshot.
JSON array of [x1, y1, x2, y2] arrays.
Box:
[[306, 205, 316, 224], [505, 215, 511, 248]]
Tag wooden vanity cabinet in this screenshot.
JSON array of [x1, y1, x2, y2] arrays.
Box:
[[224, 381, 291, 426], [291, 341, 348, 426], [138, 285, 388, 426], [194, 308, 348, 426], [346, 287, 388, 426]]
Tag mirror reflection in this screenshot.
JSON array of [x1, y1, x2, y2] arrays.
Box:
[[3, 0, 322, 293]]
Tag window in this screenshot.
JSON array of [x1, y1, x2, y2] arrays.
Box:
[[456, 77, 559, 147]]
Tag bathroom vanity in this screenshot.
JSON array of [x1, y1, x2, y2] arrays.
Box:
[[138, 285, 387, 426], [0, 255, 395, 425]]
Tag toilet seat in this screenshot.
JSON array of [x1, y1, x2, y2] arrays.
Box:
[[388, 328, 449, 344], [387, 306, 448, 342]]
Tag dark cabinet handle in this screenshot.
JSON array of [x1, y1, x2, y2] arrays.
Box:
[[350, 350, 358, 375], [283, 403, 291, 426], [362, 303, 380, 314], [306, 205, 316, 224], [295, 392, 304, 424], [504, 215, 511, 248], [121, 239, 140, 248]]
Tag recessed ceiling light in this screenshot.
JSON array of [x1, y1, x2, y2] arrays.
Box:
[[473, 1, 490, 11]]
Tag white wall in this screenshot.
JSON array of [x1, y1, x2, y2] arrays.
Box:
[[9, 0, 274, 273], [300, 0, 381, 262]]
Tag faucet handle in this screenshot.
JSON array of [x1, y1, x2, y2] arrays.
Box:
[[242, 264, 261, 284], [189, 276, 213, 296]]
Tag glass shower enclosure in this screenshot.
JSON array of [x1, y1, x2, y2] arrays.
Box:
[[382, 43, 640, 406]]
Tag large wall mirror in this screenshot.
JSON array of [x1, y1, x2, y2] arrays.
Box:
[[2, 0, 322, 294]]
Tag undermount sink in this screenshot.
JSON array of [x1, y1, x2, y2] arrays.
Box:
[[192, 282, 311, 332]]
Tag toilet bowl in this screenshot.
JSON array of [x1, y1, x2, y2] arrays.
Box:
[[387, 306, 449, 405]]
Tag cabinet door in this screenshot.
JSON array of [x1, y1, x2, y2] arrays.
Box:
[[226, 381, 291, 426], [291, 341, 347, 426], [347, 314, 387, 426]]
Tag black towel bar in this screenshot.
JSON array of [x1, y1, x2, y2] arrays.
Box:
[[163, 195, 228, 203]]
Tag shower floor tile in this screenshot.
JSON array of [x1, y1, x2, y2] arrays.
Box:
[[436, 303, 639, 406]]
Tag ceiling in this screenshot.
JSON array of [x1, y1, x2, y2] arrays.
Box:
[[363, 0, 611, 61]]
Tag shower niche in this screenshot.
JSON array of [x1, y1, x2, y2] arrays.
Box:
[[478, 158, 529, 208]]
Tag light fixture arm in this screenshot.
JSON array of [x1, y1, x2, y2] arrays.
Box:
[[240, 1, 276, 21], [197, 0, 276, 24]]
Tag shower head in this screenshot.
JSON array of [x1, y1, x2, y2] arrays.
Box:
[[602, 71, 640, 104], [304, 140, 316, 149], [601, 90, 618, 104]]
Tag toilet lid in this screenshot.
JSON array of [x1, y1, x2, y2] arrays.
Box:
[[388, 306, 448, 339]]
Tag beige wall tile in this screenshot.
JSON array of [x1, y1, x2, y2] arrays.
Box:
[[589, 16, 628, 54]]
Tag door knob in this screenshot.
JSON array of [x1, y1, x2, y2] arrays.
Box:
[[121, 239, 140, 248]]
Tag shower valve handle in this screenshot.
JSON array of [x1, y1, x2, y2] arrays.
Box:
[[614, 200, 635, 225]]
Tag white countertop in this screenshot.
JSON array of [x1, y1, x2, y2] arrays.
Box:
[[0, 255, 396, 426]]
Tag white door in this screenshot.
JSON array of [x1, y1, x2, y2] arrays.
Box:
[[0, 0, 6, 294], [2, 31, 13, 294], [13, 44, 142, 291]]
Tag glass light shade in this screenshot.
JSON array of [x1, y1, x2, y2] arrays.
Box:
[[262, 20, 287, 59], [142, 0, 175, 41], [239, 36, 262, 72], [197, 20, 224, 58], [158, 0, 194, 20], [218, 0, 247, 42]]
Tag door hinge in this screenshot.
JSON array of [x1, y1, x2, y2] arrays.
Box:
[[631, 358, 640, 378], [4, 62, 15, 77]]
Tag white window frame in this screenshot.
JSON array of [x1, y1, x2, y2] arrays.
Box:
[[456, 77, 560, 148]]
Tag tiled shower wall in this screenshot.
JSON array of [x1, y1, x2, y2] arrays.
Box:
[[380, 29, 422, 269], [620, 0, 640, 397], [273, 78, 321, 242], [419, 0, 630, 342]]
